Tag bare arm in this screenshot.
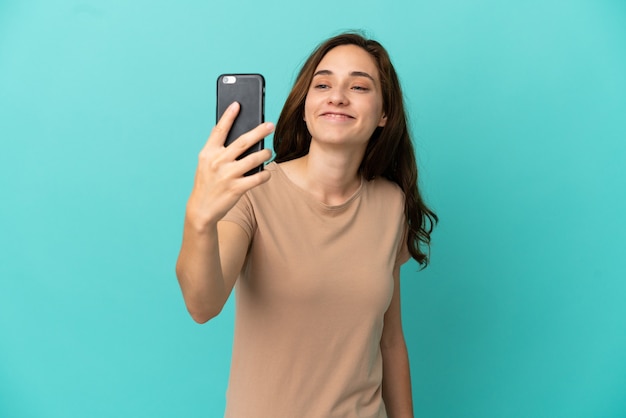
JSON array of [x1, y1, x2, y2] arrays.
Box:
[[176, 220, 249, 323], [175, 102, 274, 323], [381, 265, 414, 418]]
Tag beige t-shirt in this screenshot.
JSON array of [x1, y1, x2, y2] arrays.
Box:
[[221, 162, 410, 418]]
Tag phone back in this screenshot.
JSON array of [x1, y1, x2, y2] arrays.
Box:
[[216, 73, 265, 148]]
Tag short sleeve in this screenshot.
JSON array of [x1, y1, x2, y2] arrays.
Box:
[[220, 192, 257, 240]]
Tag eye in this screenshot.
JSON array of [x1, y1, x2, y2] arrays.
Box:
[[352, 85, 370, 92], [314, 83, 330, 89]]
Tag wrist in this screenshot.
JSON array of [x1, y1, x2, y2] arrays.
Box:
[[184, 206, 220, 234]]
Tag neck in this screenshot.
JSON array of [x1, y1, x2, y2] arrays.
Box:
[[289, 142, 365, 206]]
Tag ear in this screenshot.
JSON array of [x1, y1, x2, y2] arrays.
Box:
[[378, 113, 387, 127]]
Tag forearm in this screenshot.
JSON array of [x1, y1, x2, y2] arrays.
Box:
[[175, 216, 228, 323], [381, 339, 414, 418]]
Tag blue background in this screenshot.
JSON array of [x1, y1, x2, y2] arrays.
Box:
[[1, 0, 625, 417]]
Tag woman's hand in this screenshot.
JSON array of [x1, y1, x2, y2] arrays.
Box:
[[186, 102, 274, 230]]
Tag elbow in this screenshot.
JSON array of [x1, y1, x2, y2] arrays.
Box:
[[188, 305, 222, 324], [190, 313, 211, 324], [175, 262, 225, 324], [175, 269, 217, 324]]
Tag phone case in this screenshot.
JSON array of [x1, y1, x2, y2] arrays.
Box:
[[216, 74, 265, 175]]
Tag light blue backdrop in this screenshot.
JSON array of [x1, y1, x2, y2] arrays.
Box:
[[1, 0, 625, 417]]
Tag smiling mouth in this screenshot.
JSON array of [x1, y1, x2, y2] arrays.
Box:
[[321, 112, 354, 119]]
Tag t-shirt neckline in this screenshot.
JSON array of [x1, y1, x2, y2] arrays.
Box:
[[270, 161, 364, 212]]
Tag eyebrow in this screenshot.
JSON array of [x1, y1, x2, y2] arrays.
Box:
[[313, 69, 376, 82]]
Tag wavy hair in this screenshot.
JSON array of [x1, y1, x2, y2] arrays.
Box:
[[273, 32, 437, 267]]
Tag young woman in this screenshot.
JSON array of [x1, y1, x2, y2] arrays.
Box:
[[176, 32, 437, 418]]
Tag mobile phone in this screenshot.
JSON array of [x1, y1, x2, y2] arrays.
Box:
[[216, 73, 265, 176]]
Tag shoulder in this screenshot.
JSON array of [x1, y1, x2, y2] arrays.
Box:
[[361, 177, 406, 222], [244, 161, 289, 203], [365, 176, 405, 204]]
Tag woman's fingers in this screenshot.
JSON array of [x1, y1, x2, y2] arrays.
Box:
[[222, 122, 274, 161], [229, 148, 273, 177], [203, 102, 241, 151], [234, 168, 272, 191], [201, 100, 274, 168]]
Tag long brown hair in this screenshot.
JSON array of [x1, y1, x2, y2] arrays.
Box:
[[274, 32, 438, 267]]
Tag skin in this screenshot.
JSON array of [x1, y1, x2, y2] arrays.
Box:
[[175, 44, 413, 417]]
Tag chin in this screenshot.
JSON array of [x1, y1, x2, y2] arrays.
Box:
[[312, 136, 368, 149]]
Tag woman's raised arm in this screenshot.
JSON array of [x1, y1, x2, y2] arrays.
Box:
[[175, 102, 273, 323]]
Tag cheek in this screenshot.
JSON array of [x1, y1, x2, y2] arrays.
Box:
[[374, 101, 386, 123]]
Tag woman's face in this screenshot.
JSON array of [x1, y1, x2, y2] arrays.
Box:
[[303, 44, 387, 150]]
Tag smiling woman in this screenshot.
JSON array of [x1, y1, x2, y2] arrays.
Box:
[[302, 45, 388, 160], [175, 32, 437, 418]]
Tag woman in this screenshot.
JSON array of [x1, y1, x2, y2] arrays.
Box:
[[176, 32, 437, 418]]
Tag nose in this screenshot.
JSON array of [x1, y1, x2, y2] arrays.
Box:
[[328, 87, 349, 106]]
